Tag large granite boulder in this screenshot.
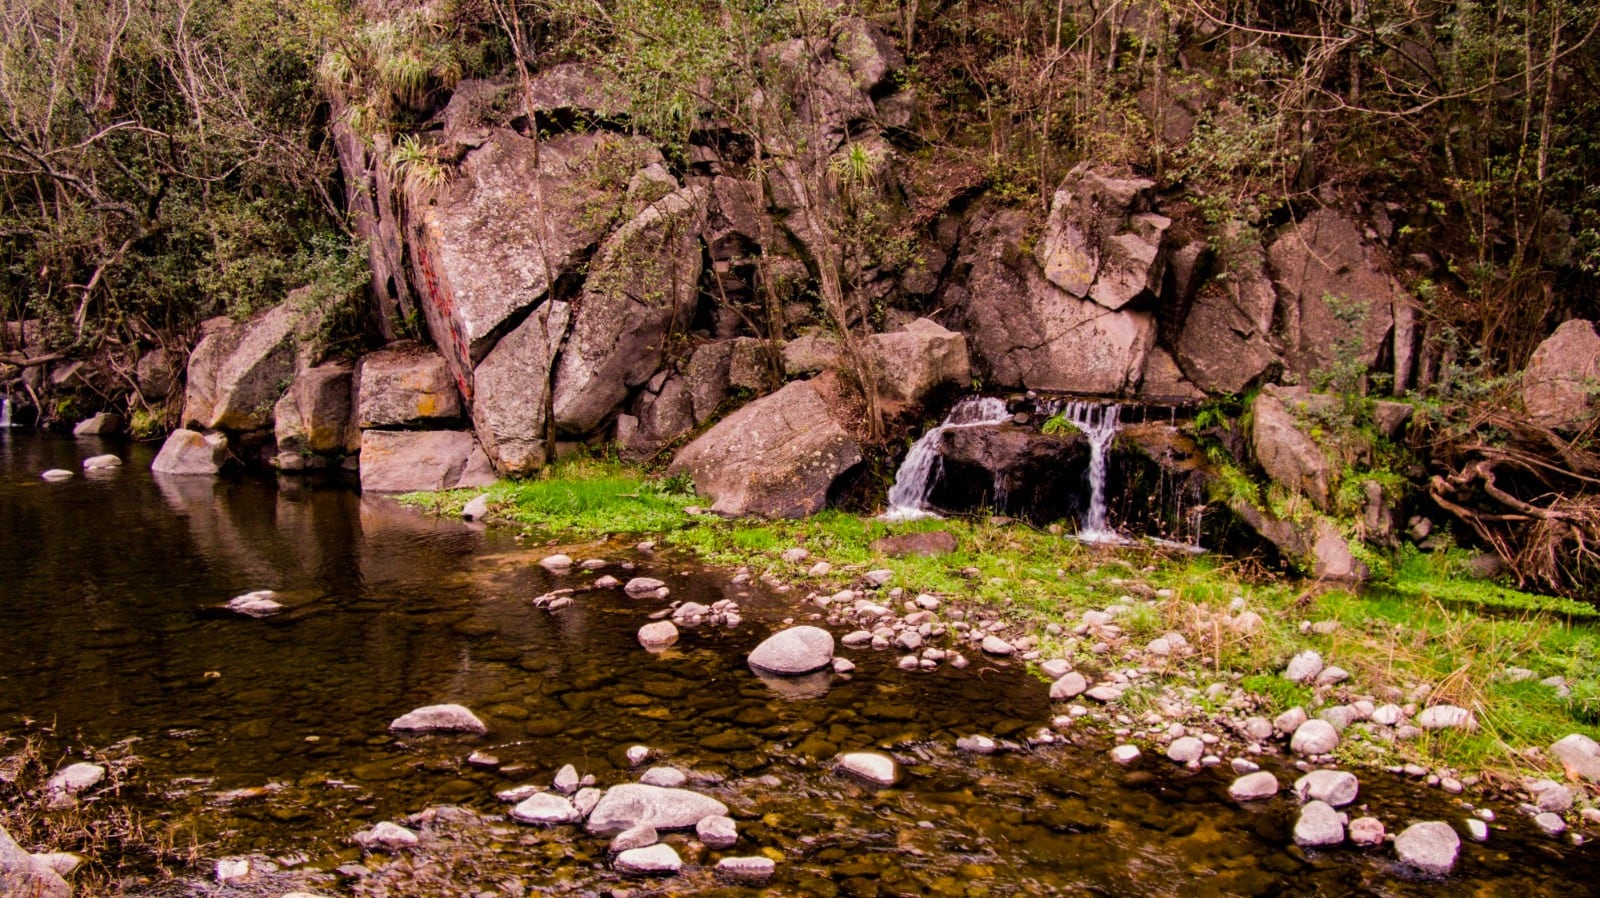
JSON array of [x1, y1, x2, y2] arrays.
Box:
[[955, 207, 1154, 394], [357, 344, 463, 429], [471, 302, 571, 475], [1522, 319, 1600, 430], [410, 129, 644, 392], [619, 372, 696, 460], [0, 822, 71, 898], [275, 363, 357, 461], [152, 429, 231, 475], [668, 379, 862, 517], [1268, 210, 1401, 382], [1250, 386, 1335, 510], [1034, 164, 1168, 310], [550, 185, 707, 435], [1174, 247, 1282, 394], [864, 318, 970, 405], [183, 304, 300, 432], [359, 430, 497, 493]]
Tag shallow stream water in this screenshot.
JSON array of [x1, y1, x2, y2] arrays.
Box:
[[1, 431, 1595, 896]]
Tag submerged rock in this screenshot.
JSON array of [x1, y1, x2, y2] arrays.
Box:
[[226, 590, 284, 618], [716, 855, 777, 882], [354, 821, 418, 850], [748, 625, 835, 675], [388, 704, 487, 734], [82, 454, 122, 470]]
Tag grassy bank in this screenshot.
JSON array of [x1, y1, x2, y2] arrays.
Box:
[[405, 458, 1600, 788]]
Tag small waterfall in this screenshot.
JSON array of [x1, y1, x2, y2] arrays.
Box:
[[882, 396, 1011, 520], [1062, 401, 1126, 543], [0, 398, 10, 428]]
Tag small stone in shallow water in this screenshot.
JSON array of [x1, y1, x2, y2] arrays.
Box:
[[539, 554, 573, 571], [553, 764, 580, 795], [1348, 817, 1386, 847], [226, 590, 284, 618], [354, 821, 418, 850], [585, 784, 729, 834], [615, 843, 682, 875], [40, 468, 74, 481], [609, 824, 658, 853], [1394, 821, 1460, 875], [1293, 800, 1345, 847], [624, 577, 669, 599], [389, 704, 486, 734], [1295, 770, 1359, 807], [639, 767, 687, 788], [1229, 771, 1279, 802], [637, 621, 679, 650], [82, 454, 121, 470], [837, 751, 898, 785], [1534, 812, 1567, 836], [1231, 758, 1260, 774], [716, 856, 777, 882], [46, 762, 105, 800], [594, 575, 622, 589], [748, 625, 835, 675], [625, 746, 651, 766], [832, 657, 856, 674], [1111, 745, 1141, 765], [1465, 818, 1490, 842], [957, 735, 997, 754], [511, 792, 581, 825], [460, 493, 489, 520], [696, 814, 738, 848]]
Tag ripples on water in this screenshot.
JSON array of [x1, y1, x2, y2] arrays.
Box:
[[0, 431, 1593, 896]]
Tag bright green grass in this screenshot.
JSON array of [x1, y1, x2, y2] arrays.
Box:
[[400, 457, 698, 536]]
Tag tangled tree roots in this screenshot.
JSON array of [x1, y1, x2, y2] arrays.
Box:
[[1427, 411, 1600, 599]]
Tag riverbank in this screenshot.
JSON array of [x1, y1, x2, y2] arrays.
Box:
[[407, 457, 1600, 821]]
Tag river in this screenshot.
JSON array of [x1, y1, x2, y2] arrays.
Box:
[[0, 430, 1593, 895]]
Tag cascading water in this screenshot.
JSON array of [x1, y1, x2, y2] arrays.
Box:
[[0, 397, 11, 428], [882, 396, 1011, 521], [1061, 401, 1126, 543]]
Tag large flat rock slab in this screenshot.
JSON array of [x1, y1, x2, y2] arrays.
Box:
[[668, 380, 862, 518]]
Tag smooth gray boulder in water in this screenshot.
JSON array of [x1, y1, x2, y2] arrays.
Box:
[[1295, 769, 1359, 807], [747, 625, 835, 675], [1228, 771, 1279, 802], [82, 454, 121, 470], [584, 783, 728, 834], [1293, 800, 1345, 847], [1394, 821, 1460, 875], [614, 842, 682, 875], [511, 792, 581, 825], [388, 703, 487, 734], [836, 751, 899, 785]]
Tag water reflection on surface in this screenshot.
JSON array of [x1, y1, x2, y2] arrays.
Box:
[[0, 431, 1594, 895]]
